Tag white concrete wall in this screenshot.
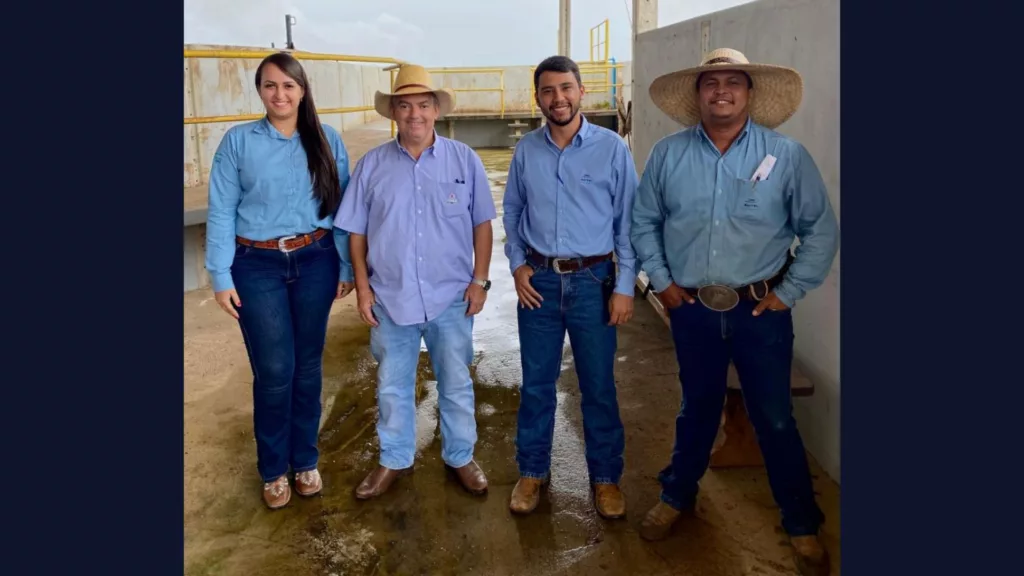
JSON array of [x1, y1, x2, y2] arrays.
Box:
[[632, 0, 841, 481], [183, 44, 392, 188]]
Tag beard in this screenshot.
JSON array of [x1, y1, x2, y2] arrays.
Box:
[[541, 100, 580, 126]]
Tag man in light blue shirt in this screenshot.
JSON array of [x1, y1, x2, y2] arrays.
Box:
[[334, 65, 496, 500], [503, 56, 638, 519], [630, 49, 838, 575]]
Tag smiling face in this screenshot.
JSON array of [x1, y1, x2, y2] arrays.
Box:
[[257, 62, 305, 121], [391, 93, 439, 144], [535, 70, 584, 127], [697, 70, 751, 125]]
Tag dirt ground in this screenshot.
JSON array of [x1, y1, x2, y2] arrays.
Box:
[[183, 141, 841, 576]]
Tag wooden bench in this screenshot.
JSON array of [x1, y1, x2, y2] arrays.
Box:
[[635, 272, 814, 468]]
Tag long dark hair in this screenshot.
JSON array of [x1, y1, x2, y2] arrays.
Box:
[[255, 52, 341, 219]]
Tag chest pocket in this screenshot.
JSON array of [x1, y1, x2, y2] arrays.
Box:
[[729, 168, 787, 225], [437, 182, 469, 218]]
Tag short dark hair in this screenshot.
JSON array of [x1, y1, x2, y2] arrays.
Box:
[[534, 55, 582, 91]]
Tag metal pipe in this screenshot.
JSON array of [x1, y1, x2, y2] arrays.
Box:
[[183, 49, 404, 65], [285, 14, 296, 49], [185, 106, 374, 125]]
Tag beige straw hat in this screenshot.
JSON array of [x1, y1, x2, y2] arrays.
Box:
[[374, 64, 455, 120], [649, 48, 803, 129]]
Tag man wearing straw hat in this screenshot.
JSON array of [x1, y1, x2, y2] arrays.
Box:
[[630, 49, 838, 575], [334, 64, 497, 500]]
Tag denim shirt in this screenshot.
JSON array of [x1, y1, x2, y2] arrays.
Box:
[[205, 117, 354, 293], [630, 118, 839, 307], [502, 115, 638, 296]]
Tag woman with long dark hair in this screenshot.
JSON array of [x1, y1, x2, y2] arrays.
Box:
[[205, 52, 355, 509]]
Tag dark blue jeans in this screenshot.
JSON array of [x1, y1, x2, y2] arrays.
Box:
[[659, 298, 824, 536], [515, 258, 625, 484], [230, 231, 339, 483]]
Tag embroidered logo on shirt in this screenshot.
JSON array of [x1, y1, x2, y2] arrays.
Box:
[[580, 174, 593, 184], [446, 192, 458, 204]]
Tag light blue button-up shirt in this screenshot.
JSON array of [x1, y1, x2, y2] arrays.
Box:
[[333, 133, 497, 326], [630, 118, 839, 308], [205, 117, 355, 293], [502, 115, 638, 296]]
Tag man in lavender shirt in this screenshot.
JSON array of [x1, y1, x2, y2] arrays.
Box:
[[334, 65, 497, 499]]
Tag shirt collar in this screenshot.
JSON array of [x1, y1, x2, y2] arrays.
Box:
[[695, 115, 753, 148], [252, 116, 298, 140], [395, 130, 441, 158], [544, 113, 591, 148]]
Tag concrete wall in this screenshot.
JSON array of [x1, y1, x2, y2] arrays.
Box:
[[184, 44, 392, 189], [632, 0, 841, 481]]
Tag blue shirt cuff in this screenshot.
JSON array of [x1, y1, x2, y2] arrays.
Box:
[[647, 269, 673, 293], [210, 271, 234, 293], [774, 282, 798, 308], [339, 263, 354, 283]]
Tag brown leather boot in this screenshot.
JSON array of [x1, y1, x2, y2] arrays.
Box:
[[448, 460, 488, 495], [354, 465, 412, 500], [593, 483, 626, 519], [639, 501, 682, 541], [295, 469, 322, 497], [790, 535, 830, 576], [509, 476, 547, 514], [262, 475, 291, 510]]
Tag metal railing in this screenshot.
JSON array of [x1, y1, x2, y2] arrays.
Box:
[[183, 48, 403, 126], [426, 67, 506, 118], [589, 19, 610, 63]]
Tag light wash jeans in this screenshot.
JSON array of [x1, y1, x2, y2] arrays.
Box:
[[369, 297, 477, 470]]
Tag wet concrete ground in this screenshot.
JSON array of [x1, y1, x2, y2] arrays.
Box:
[[183, 145, 841, 575]]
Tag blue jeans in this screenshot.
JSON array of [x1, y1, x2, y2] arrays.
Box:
[[515, 258, 625, 484], [659, 298, 824, 536], [369, 298, 477, 469], [230, 231, 339, 482]]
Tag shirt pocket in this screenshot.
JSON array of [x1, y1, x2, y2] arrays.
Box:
[[437, 182, 469, 218], [729, 173, 786, 225]]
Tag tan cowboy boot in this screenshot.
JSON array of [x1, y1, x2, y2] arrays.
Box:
[[593, 483, 626, 519], [448, 460, 488, 495], [639, 501, 682, 541], [791, 534, 830, 576], [295, 469, 322, 497], [354, 465, 412, 500], [262, 475, 291, 510], [509, 477, 547, 514]]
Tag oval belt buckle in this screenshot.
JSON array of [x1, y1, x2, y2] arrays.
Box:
[[697, 284, 740, 312]]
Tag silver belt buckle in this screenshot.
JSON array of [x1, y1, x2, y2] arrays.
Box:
[[551, 258, 568, 274], [697, 284, 740, 312], [277, 235, 298, 252]]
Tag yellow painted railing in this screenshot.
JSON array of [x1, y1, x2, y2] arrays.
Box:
[[183, 48, 402, 126], [426, 67, 506, 118]]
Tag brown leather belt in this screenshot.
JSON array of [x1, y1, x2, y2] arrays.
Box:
[[236, 228, 328, 253], [527, 248, 613, 274]]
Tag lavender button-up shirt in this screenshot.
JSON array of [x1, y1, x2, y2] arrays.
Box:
[[334, 133, 497, 326]]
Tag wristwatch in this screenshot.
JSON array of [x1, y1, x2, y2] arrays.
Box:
[[471, 278, 491, 291]]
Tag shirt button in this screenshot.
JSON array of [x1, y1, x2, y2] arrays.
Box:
[[417, 186, 421, 190], [418, 210, 422, 214], [712, 250, 717, 256], [715, 220, 720, 226], [717, 189, 722, 195], [418, 233, 422, 237]]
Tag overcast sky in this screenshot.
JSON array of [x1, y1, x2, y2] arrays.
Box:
[[183, 0, 755, 67]]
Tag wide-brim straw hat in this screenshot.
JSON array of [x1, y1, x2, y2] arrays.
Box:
[[649, 48, 803, 129], [374, 64, 455, 120]]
